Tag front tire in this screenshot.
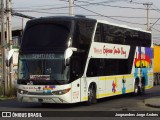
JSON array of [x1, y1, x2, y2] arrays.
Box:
[[133, 78, 145, 95], [140, 78, 145, 95], [86, 84, 97, 105], [134, 82, 140, 95]]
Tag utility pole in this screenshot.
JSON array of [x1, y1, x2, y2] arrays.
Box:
[[69, 0, 73, 16], [143, 2, 153, 31], [6, 0, 13, 89], [1, 0, 7, 96]]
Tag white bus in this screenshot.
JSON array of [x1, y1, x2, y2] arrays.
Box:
[[16, 16, 153, 105]]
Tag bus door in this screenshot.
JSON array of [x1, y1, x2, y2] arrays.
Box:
[[80, 77, 87, 102], [71, 78, 81, 103], [70, 56, 81, 103]]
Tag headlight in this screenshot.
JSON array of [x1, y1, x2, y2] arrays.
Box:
[[17, 89, 28, 94], [52, 88, 71, 95]]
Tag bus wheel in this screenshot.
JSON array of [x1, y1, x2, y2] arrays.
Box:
[[140, 78, 145, 95], [134, 82, 140, 95], [140, 83, 145, 95], [86, 84, 97, 105]]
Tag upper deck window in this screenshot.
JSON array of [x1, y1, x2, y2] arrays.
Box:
[[21, 21, 71, 52], [94, 23, 151, 47]]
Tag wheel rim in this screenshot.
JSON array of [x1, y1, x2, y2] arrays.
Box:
[[134, 85, 138, 94], [141, 84, 145, 93], [88, 88, 94, 103]]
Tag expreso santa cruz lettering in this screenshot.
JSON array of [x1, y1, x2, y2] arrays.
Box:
[[91, 42, 130, 58]]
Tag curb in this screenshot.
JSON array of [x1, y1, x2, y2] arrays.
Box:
[[144, 97, 160, 108], [0, 97, 15, 101], [145, 103, 160, 108], [0, 98, 8, 101]]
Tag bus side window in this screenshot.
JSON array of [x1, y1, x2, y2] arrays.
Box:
[[103, 24, 114, 43], [72, 59, 80, 77], [86, 59, 98, 77], [71, 56, 85, 80], [94, 24, 102, 42]]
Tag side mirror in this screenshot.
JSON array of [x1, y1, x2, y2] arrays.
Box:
[[64, 48, 73, 60], [64, 47, 77, 66], [6, 49, 15, 67]]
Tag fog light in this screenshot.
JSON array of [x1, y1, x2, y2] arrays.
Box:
[[17, 89, 28, 94], [52, 88, 71, 95]]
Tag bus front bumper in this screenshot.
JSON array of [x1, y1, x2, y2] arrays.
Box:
[[17, 93, 70, 103]]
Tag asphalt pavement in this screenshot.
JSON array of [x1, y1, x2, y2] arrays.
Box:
[[144, 84, 160, 108]]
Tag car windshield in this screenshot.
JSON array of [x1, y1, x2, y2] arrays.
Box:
[[18, 54, 70, 81]]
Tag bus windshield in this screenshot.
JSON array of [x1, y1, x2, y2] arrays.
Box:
[[21, 21, 71, 52], [18, 18, 96, 84], [18, 54, 70, 81]]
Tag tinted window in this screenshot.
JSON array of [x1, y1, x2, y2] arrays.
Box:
[[94, 24, 102, 42], [71, 20, 96, 80], [73, 20, 95, 48], [21, 22, 71, 52], [86, 58, 131, 77], [94, 23, 151, 47]]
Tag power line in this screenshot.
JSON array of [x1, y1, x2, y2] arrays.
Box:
[[152, 27, 160, 33], [126, 0, 144, 5], [13, 0, 158, 12], [18, 11, 68, 15], [12, 0, 160, 16], [75, 0, 160, 11], [13, 6, 69, 11], [12, 1, 153, 26], [11, 12, 35, 19], [11, 0, 160, 27], [11, 9, 160, 20], [12, 3, 66, 9], [152, 5, 160, 14], [85, 14, 160, 20], [148, 5, 160, 31], [77, 0, 130, 4], [149, 17, 160, 30], [73, 3, 146, 25], [75, 0, 147, 10]]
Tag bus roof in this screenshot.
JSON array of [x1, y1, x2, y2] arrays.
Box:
[[97, 19, 151, 34], [29, 16, 151, 34], [29, 15, 96, 23]]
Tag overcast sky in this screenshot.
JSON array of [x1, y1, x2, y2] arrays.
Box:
[[10, 0, 160, 43]]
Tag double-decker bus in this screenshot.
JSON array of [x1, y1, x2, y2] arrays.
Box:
[[15, 16, 153, 104]]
